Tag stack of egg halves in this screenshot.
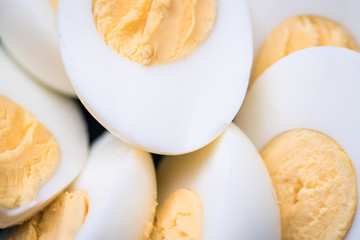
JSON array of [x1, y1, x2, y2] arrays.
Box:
[[0, 0, 360, 239]]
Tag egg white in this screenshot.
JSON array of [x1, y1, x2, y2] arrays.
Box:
[[0, 0, 75, 96], [56, 0, 253, 155], [70, 132, 157, 240], [247, 0, 360, 56], [234, 47, 360, 239], [0, 47, 88, 227], [157, 123, 280, 240]]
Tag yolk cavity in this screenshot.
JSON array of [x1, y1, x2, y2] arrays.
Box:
[[8, 190, 89, 240], [0, 95, 60, 209], [92, 0, 217, 65], [251, 15, 359, 83], [261, 129, 357, 240], [151, 188, 203, 240]]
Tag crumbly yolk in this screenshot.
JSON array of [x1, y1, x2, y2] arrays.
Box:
[[143, 199, 158, 240], [8, 190, 89, 240], [261, 129, 357, 240], [251, 15, 359, 83], [0, 95, 60, 209], [92, 0, 217, 65], [150, 188, 203, 240]]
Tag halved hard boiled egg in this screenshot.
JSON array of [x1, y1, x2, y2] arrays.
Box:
[[0, 47, 88, 228], [247, 0, 360, 57], [4, 132, 157, 240], [234, 47, 360, 239], [156, 123, 280, 239], [56, 0, 253, 154], [247, 0, 360, 85], [0, 0, 75, 96]]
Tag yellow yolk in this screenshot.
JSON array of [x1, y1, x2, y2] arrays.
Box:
[[150, 188, 203, 240], [0, 95, 60, 209], [251, 15, 359, 83], [50, 0, 57, 13], [143, 200, 158, 240], [92, 0, 217, 65], [8, 190, 89, 240], [261, 129, 357, 240]]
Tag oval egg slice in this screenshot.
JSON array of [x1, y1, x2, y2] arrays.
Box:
[[0, 47, 88, 227], [247, 0, 360, 58], [56, 0, 253, 154], [234, 47, 360, 239], [0, 0, 75, 96], [156, 123, 280, 239]]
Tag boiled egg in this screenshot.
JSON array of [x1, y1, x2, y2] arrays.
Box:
[[247, 0, 360, 59], [0, 0, 75, 96], [156, 123, 280, 239], [56, 0, 253, 154], [0, 47, 88, 228], [234, 47, 360, 239], [4, 132, 157, 240], [72, 132, 157, 240]]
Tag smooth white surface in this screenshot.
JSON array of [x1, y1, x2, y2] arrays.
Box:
[[234, 47, 360, 239], [0, 0, 75, 96], [57, 0, 253, 155], [158, 123, 280, 240], [72, 132, 157, 240], [247, 0, 360, 56], [0, 47, 88, 228]]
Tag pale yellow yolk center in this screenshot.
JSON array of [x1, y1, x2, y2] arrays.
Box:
[[0, 95, 60, 210], [251, 15, 360, 83], [8, 190, 89, 240], [261, 129, 357, 240], [50, 0, 58, 13], [150, 188, 203, 240], [92, 0, 217, 65]]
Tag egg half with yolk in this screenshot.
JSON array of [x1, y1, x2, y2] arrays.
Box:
[[156, 123, 280, 239], [0, 47, 88, 228], [56, 0, 253, 154], [5, 132, 156, 240], [234, 47, 360, 239], [246, 0, 360, 84]]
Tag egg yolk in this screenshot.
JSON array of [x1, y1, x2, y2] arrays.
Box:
[[92, 0, 217, 65], [151, 188, 203, 240], [0, 95, 60, 210], [261, 129, 357, 240], [50, 0, 58, 13], [251, 15, 359, 83], [143, 199, 158, 239], [8, 190, 89, 240]]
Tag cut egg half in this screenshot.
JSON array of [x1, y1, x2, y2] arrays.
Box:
[[0, 47, 88, 228], [0, 132, 156, 239], [71, 132, 157, 240], [157, 123, 281, 239], [234, 47, 360, 239], [57, 0, 253, 154], [247, 0, 360, 57], [0, 0, 75, 96]]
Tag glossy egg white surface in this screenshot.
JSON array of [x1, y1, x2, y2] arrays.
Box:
[[157, 123, 280, 240], [0, 0, 75, 96], [57, 0, 253, 155], [0, 47, 88, 228], [234, 47, 360, 239], [247, 0, 360, 56], [72, 132, 157, 240]]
